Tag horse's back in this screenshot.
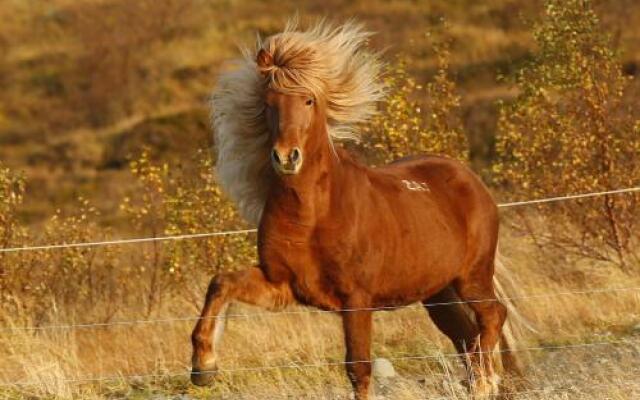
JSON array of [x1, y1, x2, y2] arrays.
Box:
[[379, 154, 498, 222], [375, 154, 499, 263]]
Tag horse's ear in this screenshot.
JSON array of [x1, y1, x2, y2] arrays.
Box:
[[256, 48, 274, 74]]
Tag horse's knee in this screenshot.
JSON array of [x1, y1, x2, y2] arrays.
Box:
[[206, 272, 234, 297]]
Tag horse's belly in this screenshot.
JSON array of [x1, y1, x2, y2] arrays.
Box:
[[356, 204, 466, 306], [367, 249, 461, 306]]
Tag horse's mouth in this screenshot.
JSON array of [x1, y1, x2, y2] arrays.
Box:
[[273, 161, 302, 175]]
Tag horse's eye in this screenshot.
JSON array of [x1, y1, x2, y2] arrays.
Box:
[[305, 98, 314, 106]]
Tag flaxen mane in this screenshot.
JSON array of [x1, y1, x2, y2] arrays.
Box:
[[212, 20, 385, 224]]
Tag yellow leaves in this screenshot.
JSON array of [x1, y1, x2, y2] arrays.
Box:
[[494, 0, 639, 267], [127, 149, 256, 280], [361, 41, 468, 165]]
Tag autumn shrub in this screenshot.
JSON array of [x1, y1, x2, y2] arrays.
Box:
[[0, 192, 127, 325], [494, 0, 640, 267], [162, 150, 256, 278], [0, 148, 254, 324], [361, 36, 468, 164], [0, 165, 26, 298], [121, 149, 255, 314]]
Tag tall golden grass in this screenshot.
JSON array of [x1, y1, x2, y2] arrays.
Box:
[[1, 229, 639, 399]]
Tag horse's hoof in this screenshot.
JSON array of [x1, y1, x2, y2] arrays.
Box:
[[471, 376, 499, 399], [190, 365, 218, 386]]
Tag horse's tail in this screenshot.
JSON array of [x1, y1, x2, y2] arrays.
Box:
[[492, 249, 535, 377]]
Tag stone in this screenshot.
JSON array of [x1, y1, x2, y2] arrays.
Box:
[[372, 357, 396, 379]]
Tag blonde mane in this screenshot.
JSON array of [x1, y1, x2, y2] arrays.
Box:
[[212, 20, 385, 225]]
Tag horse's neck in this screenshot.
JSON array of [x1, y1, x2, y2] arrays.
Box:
[[263, 145, 349, 229]]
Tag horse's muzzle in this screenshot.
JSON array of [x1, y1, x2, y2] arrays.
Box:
[[190, 365, 218, 386], [271, 146, 303, 175]]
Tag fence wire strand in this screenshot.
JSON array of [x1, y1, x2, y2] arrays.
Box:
[[1, 285, 639, 333], [0, 186, 638, 254], [4, 336, 637, 387]]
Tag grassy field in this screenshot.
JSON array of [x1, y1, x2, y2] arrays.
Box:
[[1, 227, 639, 399], [1, 1, 640, 399]]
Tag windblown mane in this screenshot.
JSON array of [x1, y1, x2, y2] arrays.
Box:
[[212, 20, 385, 225]]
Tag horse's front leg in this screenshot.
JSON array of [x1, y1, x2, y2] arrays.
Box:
[[342, 298, 373, 400], [190, 265, 294, 385]]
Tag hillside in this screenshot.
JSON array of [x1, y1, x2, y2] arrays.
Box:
[[1, 0, 639, 227]]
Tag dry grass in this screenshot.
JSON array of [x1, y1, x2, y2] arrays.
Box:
[[1, 226, 639, 399]]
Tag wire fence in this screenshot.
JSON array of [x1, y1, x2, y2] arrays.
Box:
[[1, 186, 639, 396], [5, 336, 638, 386], [0, 186, 638, 254], [0, 186, 638, 333], [1, 285, 639, 333], [495, 186, 640, 208]]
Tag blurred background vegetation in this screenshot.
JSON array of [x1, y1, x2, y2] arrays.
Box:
[[0, 0, 637, 225]]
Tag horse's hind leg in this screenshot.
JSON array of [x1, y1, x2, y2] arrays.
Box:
[[190, 265, 295, 386], [423, 285, 479, 357], [423, 284, 481, 394], [455, 260, 507, 397]]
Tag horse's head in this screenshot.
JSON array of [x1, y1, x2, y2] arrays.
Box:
[[257, 49, 327, 177], [212, 21, 384, 223]]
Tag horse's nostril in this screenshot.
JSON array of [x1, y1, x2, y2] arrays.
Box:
[[271, 149, 282, 165], [290, 148, 301, 163]]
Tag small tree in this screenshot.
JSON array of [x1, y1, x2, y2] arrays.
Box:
[[0, 185, 124, 325], [361, 36, 468, 164], [0, 164, 26, 295], [121, 150, 255, 313], [162, 149, 256, 282], [494, 0, 640, 267]]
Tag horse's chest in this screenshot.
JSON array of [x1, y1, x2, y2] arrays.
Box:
[[260, 237, 310, 276], [258, 230, 347, 310]]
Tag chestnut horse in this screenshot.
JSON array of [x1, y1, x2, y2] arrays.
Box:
[[191, 21, 522, 399]]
